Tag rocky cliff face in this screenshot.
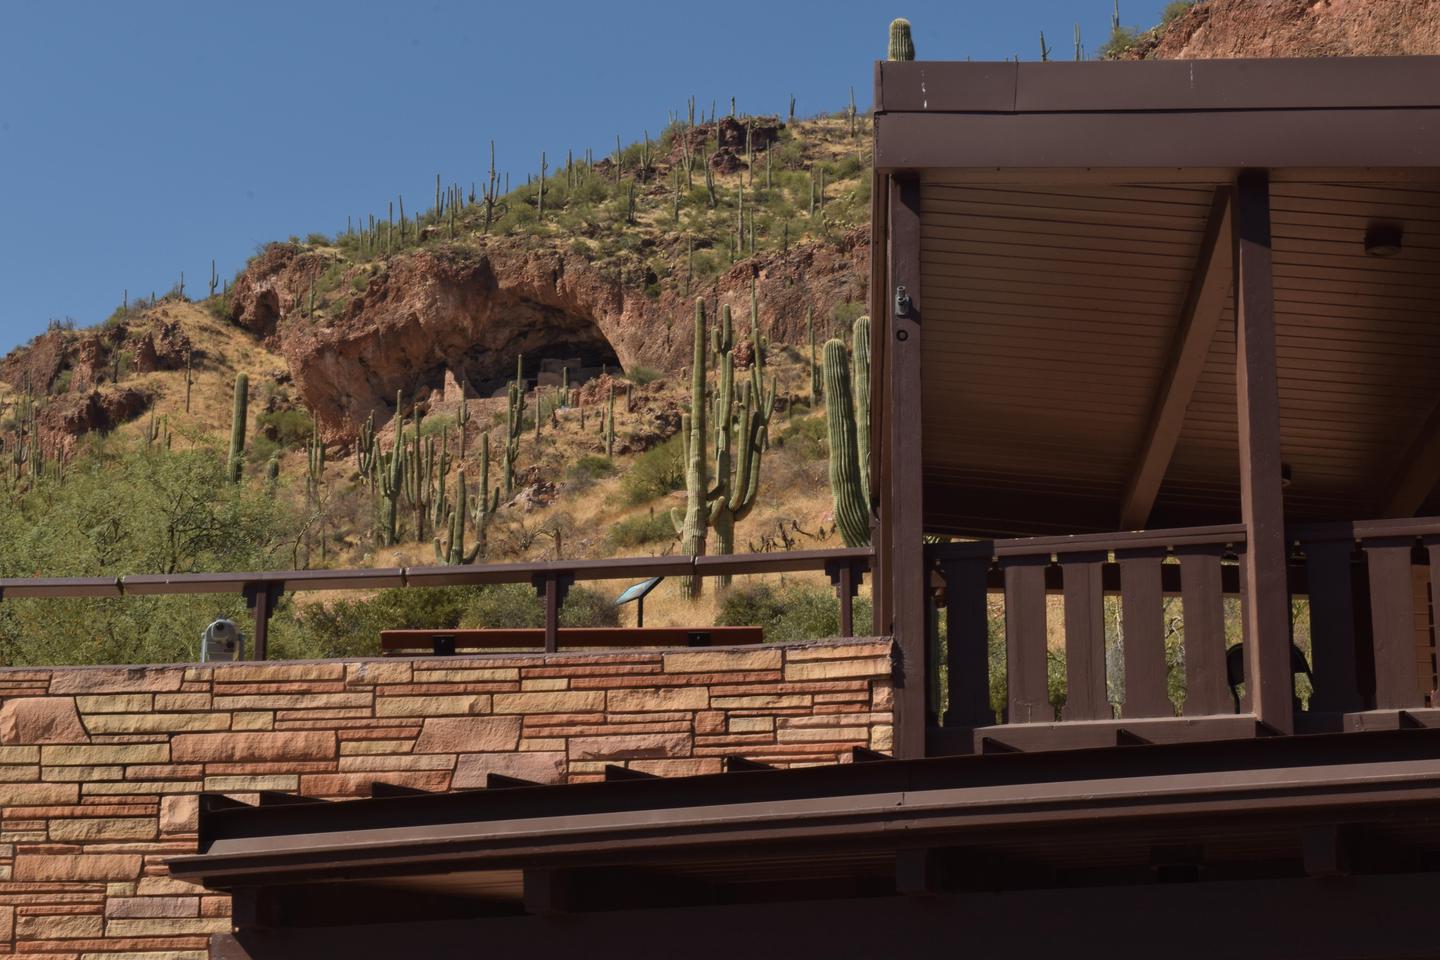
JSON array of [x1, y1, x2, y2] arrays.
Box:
[[232, 231, 869, 438], [1132, 0, 1440, 59]]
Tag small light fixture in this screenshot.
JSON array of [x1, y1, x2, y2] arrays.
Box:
[[1364, 224, 1404, 258], [1280, 463, 1293, 489]]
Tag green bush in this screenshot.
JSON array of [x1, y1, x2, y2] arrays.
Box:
[[777, 414, 826, 461], [607, 512, 676, 550], [567, 455, 616, 485], [1161, 0, 1195, 26], [459, 583, 619, 629], [625, 366, 663, 386], [275, 587, 472, 660], [716, 582, 872, 643], [621, 435, 684, 505], [258, 409, 314, 449]]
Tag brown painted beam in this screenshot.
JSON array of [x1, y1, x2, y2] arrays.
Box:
[[1119, 189, 1231, 530], [886, 174, 927, 758], [1382, 397, 1440, 517], [1232, 170, 1294, 735]]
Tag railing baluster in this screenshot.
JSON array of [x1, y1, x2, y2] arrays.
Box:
[[1175, 545, 1228, 716], [1300, 531, 1364, 714], [1002, 554, 1051, 724], [1059, 551, 1108, 721], [1117, 547, 1172, 718], [1363, 537, 1424, 709], [940, 550, 994, 728]]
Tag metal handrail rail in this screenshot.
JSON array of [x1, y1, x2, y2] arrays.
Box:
[[0, 548, 874, 659]]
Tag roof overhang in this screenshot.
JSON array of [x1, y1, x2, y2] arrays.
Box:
[[874, 58, 1440, 174]]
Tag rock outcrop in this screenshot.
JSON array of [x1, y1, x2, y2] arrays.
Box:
[[233, 230, 869, 439], [1129, 0, 1440, 60]]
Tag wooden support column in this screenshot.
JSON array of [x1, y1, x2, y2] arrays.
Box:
[[887, 174, 926, 758], [531, 573, 573, 653], [243, 581, 283, 662], [1232, 170, 1293, 734]]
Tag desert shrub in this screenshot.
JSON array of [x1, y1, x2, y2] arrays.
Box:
[[258, 408, 314, 448], [1161, 1, 1195, 26], [716, 582, 873, 643], [777, 414, 826, 461], [607, 512, 676, 550], [274, 587, 473, 661], [621, 436, 684, 505], [1098, 25, 1140, 58], [420, 413, 455, 439], [568, 455, 616, 484], [459, 583, 619, 629], [625, 366, 663, 385]]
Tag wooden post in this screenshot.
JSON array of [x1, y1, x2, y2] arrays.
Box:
[[1232, 170, 1293, 734], [243, 581, 283, 662], [826, 558, 863, 638], [887, 174, 927, 757], [532, 573, 573, 654]]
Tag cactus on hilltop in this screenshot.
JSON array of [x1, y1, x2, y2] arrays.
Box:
[[504, 355, 525, 495], [823, 315, 873, 547], [672, 299, 711, 598], [889, 18, 915, 61]]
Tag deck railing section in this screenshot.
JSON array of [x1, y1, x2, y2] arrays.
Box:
[[0, 548, 873, 660], [928, 518, 1440, 749]]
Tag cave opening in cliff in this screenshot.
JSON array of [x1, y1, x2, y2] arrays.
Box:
[[449, 300, 622, 399]]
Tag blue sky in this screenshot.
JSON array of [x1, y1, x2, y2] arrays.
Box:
[[0, 0, 1173, 353]]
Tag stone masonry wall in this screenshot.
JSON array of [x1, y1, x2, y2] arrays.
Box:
[[0, 639, 893, 958]]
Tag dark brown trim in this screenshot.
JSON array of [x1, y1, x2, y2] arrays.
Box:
[[210, 874, 1440, 960], [1233, 171, 1293, 734], [873, 110, 1440, 172], [1119, 188, 1231, 530], [877, 57, 1440, 114], [887, 174, 926, 758]]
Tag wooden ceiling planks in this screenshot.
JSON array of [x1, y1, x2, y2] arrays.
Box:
[[922, 177, 1440, 534]]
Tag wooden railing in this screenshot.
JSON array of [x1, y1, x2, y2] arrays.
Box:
[[0, 548, 872, 660], [926, 518, 1440, 752]]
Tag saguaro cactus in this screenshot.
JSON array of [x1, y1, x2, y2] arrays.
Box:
[[470, 433, 502, 559], [227, 374, 248, 482], [672, 299, 711, 598], [708, 303, 776, 585], [823, 316, 873, 547], [889, 18, 915, 61], [504, 356, 525, 495]]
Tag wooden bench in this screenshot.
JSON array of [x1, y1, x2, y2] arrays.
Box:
[[380, 626, 765, 656]]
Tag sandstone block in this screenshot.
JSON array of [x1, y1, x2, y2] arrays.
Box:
[[0, 782, 78, 805], [0, 697, 91, 744], [777, 725, 868, 743], [0, 745, 39, 763], [728, 717, 775, 733], [568, 733, 692, 760], [492, 691, 605, 714], [160, 795, 199, 835], [76, 693, 157, 714], [375, 695, 491, 717], [663, 649, 782, 673], [153, 694, 212, 712], [84, 713, 230, 734], [710, 694, 811, 710], [606, 687, 710, 712], [16, 912, 103, 939], [50, 666, 185, 694], [345, 661, 413, 686], [103, 916, 232, 936], [783, 657, 892, 682], [628, 758, 725, 777], [782, 640, 893, 661], [338, 755, 454, 772], [211, 663, 345, 682], [519, 678, 567, 691], [15, 853, 141, 881], [694, 710, 726, 735], [0, 905, 11, 942], [105, 896, 200, 919], [452, 751, 566, 787], [171, 731, 336, 763], [231, 712, 275, 730], [412, 667, 521, 683], [50, 818, 157, 842], [43, 743, 169, 766], [138, 876, 208, 896], [204, 775, 299, 792], [0, 763, 38, 781], [339, 740, 414, 756], [413, 716, 521, 754]]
